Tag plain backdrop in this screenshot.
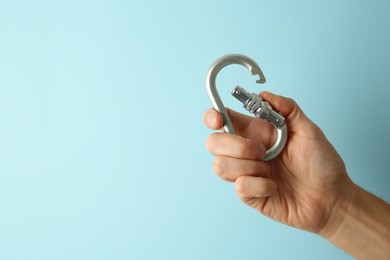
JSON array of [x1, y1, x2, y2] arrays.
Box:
[[0, 1, 389, 259]]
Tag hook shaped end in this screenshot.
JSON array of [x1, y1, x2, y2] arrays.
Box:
[[251, 66, 266, 84]]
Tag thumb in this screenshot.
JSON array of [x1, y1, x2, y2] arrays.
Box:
[[260, 91, 312, 133]]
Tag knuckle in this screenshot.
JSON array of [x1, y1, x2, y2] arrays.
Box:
[[289, 97, 298, 107]]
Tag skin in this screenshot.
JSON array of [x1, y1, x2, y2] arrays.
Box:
[[204, 91, 390, 259]]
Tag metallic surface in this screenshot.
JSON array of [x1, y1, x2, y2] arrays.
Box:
[[232, 86, 287, 161], [206, 54, 287, 161]]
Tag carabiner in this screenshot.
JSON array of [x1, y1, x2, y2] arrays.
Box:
[[205, 54, 287, 161]]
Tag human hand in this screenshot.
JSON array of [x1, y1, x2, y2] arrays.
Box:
[[204, 91, 354, 235]]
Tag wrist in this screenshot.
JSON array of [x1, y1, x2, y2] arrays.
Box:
[[319, 178, 390, 259], [318, 177, 360, 239]]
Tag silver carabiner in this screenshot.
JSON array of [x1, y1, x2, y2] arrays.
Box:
[[205, 54, 287, 161]]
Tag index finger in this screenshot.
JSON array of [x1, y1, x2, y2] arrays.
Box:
[[204, 108, 255, 131], [203, 108, 224, 130]]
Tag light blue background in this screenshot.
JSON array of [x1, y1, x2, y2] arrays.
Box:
[[0, 1, 389, 259]]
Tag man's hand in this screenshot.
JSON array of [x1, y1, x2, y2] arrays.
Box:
[[204, 91, 390, 259], [204, 91, 351, 234]]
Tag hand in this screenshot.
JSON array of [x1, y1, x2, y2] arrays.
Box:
[[204, 91, 354, 234]]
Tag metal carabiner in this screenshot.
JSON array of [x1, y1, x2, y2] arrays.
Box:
[[205, 54, 287, 161]]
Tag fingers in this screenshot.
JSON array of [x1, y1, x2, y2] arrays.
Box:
[[206, 132, 266, 160], [203, 109, 224, 130], [213, 156, 271, 182], [235, 175, 277, 199], [224, 108, 258, 134], [204, 108, 260, 133]]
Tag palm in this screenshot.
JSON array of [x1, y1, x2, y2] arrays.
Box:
[[236, 115, 348, 233]]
